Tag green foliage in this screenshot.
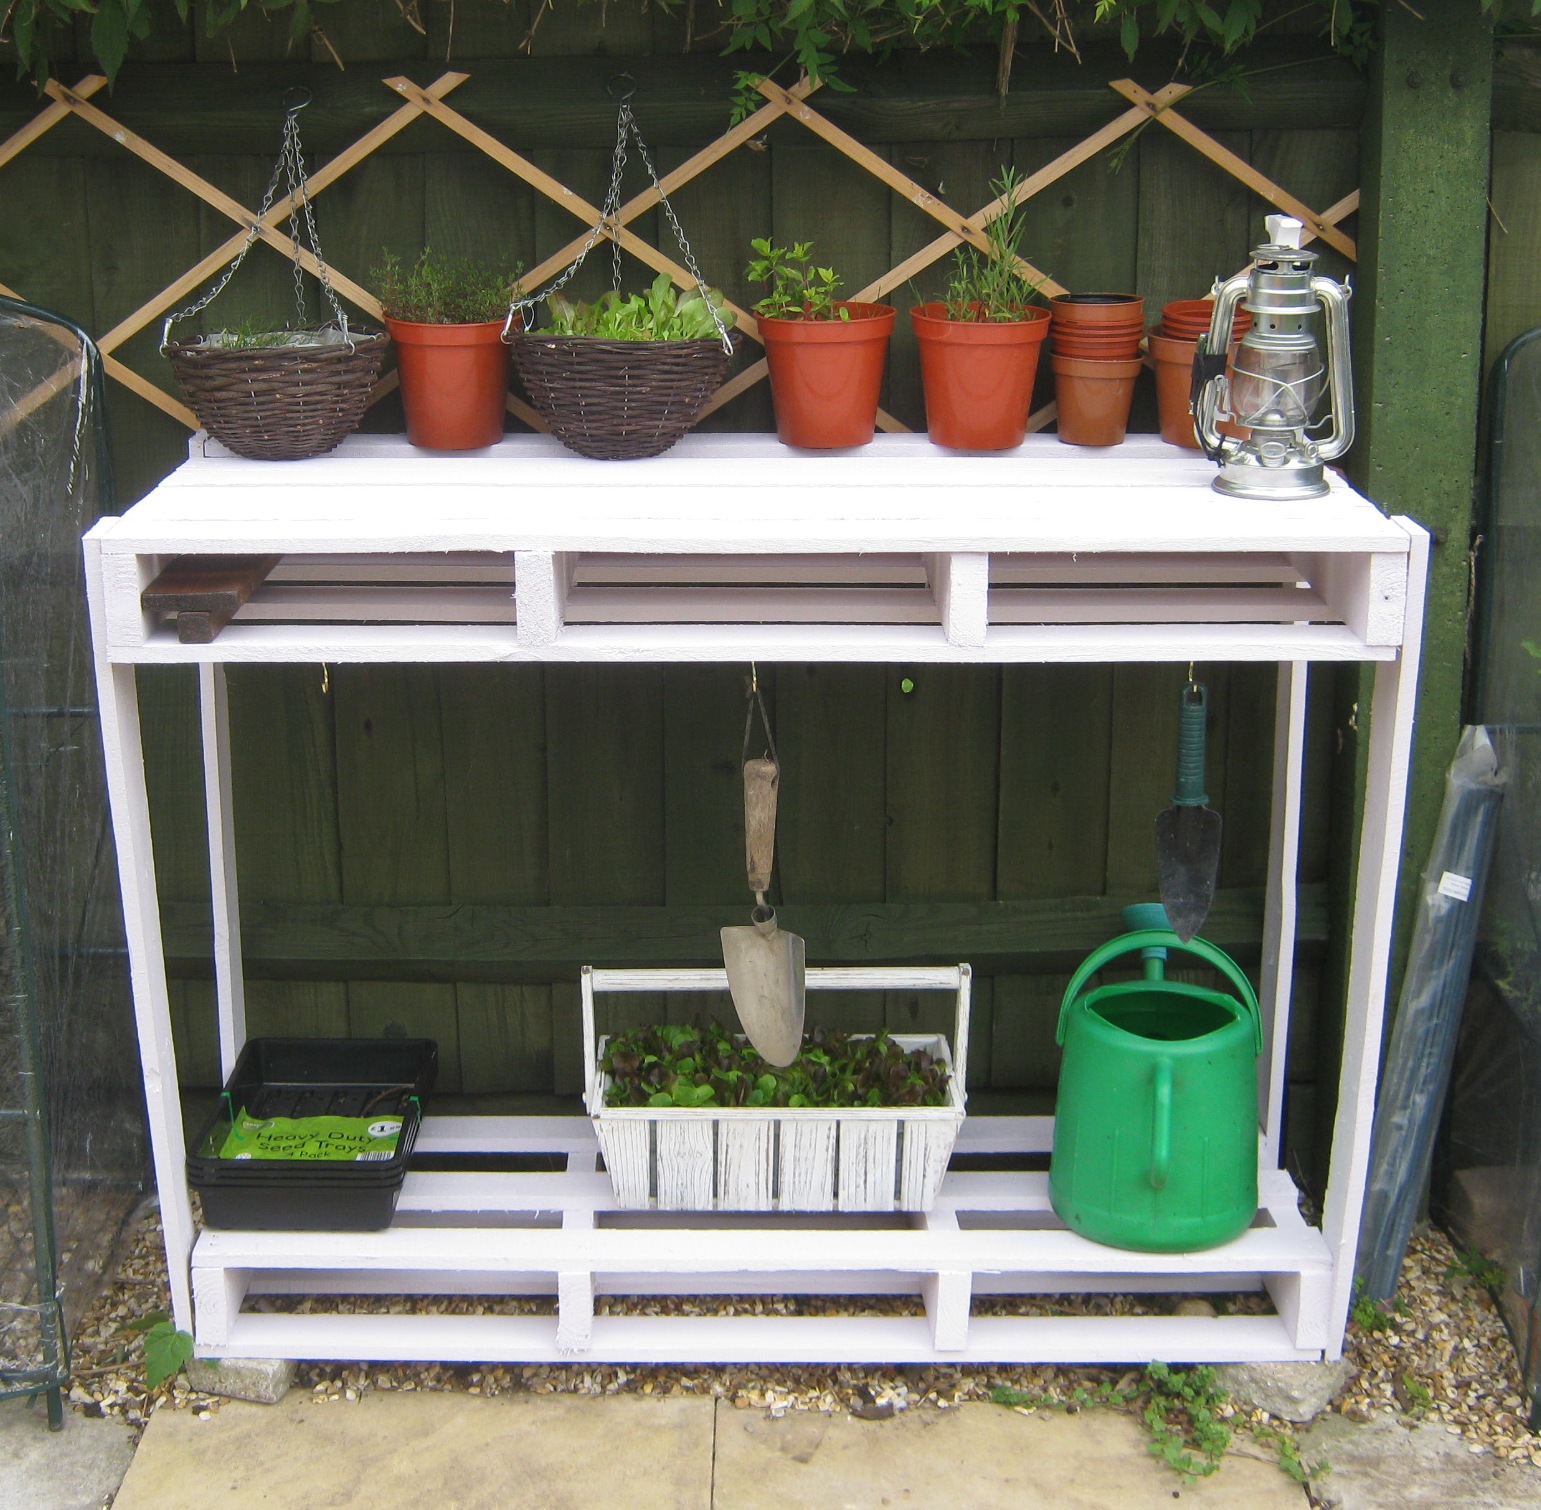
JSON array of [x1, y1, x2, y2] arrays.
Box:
[[1140, 1361, 1231, 1481], [599, 1019, 953, 1109], [937, 165, 1044, 321], [544, 273, 727, 341], [374, 249, 523, 326], [1, 1, 1528, 94], [120, 1309, 195, 1389], [1446, 1245, 1507, 1291], [1350, 1290, 1395, 1332], [746, 238, 848, 321]]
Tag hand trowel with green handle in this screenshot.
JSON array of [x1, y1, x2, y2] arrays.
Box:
[[1154, 679, 1223, 944], [720, 755, 806, 1066]]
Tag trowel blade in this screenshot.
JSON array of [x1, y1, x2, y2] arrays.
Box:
[[720, 917, 806, 1066], [1154, 803, 1223, 944]]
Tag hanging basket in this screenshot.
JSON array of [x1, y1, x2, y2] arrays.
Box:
[[509, 333, 733, 460], [162, 93, 384, 462], [166, 330, 389, 462]]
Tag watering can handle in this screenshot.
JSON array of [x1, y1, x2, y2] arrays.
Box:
[[1151, 1056, 1172, 1191], [1054, 928, 1262, 1053]]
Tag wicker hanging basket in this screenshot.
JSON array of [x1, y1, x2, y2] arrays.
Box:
[[162, 94, 385, 462], [503, 81, 735, 461], [508, 333, 733, 461], [166, 331, 389, 462]]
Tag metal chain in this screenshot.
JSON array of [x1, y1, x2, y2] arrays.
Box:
[[504, 87, 733, 355], [161, 95, 350, 349]]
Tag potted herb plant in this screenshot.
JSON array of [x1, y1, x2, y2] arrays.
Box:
[[507, 272, 735, 459], [375, 249, 524, 451], [747, 239, 895, 450], [909, 168, 1051, 451]]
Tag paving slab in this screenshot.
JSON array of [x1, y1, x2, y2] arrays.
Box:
[[713, 1401, 1309, 1509], [0, 1394, 137, 1510], [108, 1391, 715, 1510], [1299, 1412, 1541, 1510]]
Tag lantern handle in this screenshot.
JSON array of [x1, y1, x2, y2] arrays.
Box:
[[1312, 274, 1356, 463], [1191, 273, 1248, 462]]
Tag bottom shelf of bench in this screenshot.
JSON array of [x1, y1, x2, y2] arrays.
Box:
[[188, 1114, 1335, 1365]]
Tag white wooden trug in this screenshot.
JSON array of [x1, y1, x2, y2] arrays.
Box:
[[83, 432, 1428, 1368]]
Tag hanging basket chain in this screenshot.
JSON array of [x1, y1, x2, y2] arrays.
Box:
[[504, 89, 733, 356], [161, 93, 352, 350]]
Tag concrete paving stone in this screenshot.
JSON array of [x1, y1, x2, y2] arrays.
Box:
[[1212, 1359, 1355, 1423], [1299, 1413, 1541, 1510], [184, 1355, 296, 1404], [713, 1400, 1310, 1509], [108, 1391, 715, 1510], [1, 1394, 137, 1510]]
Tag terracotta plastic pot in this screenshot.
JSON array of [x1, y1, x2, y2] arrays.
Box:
[[910, 303, 1050, 450], [1052, 353, 1143, 447], [1160, 298, 1252, 342], [1050, 328, 1145, 361], [1147, 329, 1202, 449], [758, 303, 895, 449], [1050, 293, 1145, 327], [386, 317, 512, 451]]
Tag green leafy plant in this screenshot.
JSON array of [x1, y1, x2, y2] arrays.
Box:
[[1139, 1361, 1232, 1481], [544, 273, 727, 341], [937, 165, 1044, 322], [121, 1309, 195, 1389], [374, 249, 523, 326], [1446, 1245, 1507, 1291], [746, 239, 849, 321], [599, 1019, 952, 1109]]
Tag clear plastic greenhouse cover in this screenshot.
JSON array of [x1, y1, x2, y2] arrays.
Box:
[[0, 298, 148, 1395], [1436, 324, 1541, 1430]]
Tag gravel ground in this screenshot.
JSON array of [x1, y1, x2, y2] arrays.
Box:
[[63, 1207, 1537, 1470]]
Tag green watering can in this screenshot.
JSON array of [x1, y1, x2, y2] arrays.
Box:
[[1048, 905, 1262, 1253]]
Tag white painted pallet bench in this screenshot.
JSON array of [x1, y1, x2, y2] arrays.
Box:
[[84, 431, 1427, 1368]]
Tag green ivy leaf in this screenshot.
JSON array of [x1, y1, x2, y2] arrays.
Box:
[[142, 1320, 194, 1389]]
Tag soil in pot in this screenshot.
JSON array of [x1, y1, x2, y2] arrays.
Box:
[[910, 302, 1050, 450], [1052, 353, 1143, 447], [386, 317, 511, 451], [758, 303, 896, 449]]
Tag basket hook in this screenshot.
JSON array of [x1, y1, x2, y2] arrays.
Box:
[[283, 86, 312, 117], [607, 72, 637, 103]]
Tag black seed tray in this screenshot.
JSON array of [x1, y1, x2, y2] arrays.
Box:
[[187, 1037, 437, 1230]]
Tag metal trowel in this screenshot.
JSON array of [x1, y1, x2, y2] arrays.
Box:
[[720, 757, 806, 1065], [1154, 679, 1223, 944]]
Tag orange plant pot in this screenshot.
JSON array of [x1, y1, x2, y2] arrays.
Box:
[[386, 317, 512, 451], [1049, 293, 1146, 327], [1160, 298, 1252, 342], [1147, 329, 1203, 449], [910, 303, 1050, 450], [757, 303, 896, 449], [1052, 354, 1143, 447]]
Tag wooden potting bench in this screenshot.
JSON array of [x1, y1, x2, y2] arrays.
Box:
[[84, 430, 1426, 1366]]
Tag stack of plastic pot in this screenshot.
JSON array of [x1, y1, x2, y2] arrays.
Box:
[[1147, 298, 1253, 449], [1049, 294, 1145, 446]]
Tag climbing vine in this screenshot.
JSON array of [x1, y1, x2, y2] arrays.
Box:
[[0, 0, 1531, 92]]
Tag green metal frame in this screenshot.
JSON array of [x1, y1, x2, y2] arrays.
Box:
[[0, 295, 114, 1430]]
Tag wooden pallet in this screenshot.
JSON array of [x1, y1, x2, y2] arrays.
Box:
[[190, 1113, 1331, 1364]]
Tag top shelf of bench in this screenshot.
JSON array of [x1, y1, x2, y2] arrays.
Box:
[[86, 432, 1421, 667]]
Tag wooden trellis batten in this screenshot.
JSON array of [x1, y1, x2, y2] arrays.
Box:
[[0, 67, 1359, 444]]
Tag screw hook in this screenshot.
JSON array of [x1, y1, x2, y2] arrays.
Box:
[[607, 72, 637, 103], [283, 86, 312, 117]]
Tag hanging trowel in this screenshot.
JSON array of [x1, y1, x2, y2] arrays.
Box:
[[1154, 680, 1223, 944], [720, 757, 806, 1066]]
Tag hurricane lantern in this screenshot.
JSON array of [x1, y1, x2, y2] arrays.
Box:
[[1191, 214, 1354, 500]]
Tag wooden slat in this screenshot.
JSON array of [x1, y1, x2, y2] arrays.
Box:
[[0, 73, 106, 170], [1110, 80, 1358, 262], [143, 553, 283, 642]]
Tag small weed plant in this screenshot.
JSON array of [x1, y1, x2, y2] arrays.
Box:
[[599, 1019, 951, 1109], [746, 239, 848, 320], [122, 1310, 195, 1389], [938, 166, 1044, 322], [1141, 1361, 1231, 1480], [545, 273, 727, 341], [1446, 1246, 1507, 1292], [374, 248, 523, 325]]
